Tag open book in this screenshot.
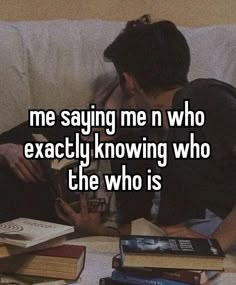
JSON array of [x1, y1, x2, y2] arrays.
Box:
[[131, 218, 165, 236], [32, 133, 111, 213], [32, 134, 78, 200]]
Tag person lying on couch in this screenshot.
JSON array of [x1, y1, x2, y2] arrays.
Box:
[[92, 15, 235, 251], [57, 15, 236, 250]]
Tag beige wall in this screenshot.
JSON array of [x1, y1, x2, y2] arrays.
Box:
[[0, 0, 235, 26]]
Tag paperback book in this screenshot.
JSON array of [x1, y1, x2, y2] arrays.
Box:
[[0, 218, 74, 248], [112, 254, 214, 285], [0, 236, 65, 259], [120, 235, 224, 271]]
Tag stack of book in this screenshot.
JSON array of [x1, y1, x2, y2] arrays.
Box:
[[100, 235, 225, 285], [0, 218, 86, 285]]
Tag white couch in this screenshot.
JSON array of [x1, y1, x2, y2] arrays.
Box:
[[0, 20, 235, 285], [0, 20, 236, 134]]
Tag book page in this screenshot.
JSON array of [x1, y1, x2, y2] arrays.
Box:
[[53, 158, 77, 170], [131, 218, 166, 236], [32, 134, 48, 143]]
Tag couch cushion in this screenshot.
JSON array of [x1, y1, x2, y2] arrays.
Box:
[[182, 25, 236, 86], [2, 20, 236, 130], [13, 20, 125, 111], [0, 22, 30, 133]]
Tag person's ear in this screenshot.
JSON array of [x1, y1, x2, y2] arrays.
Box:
[[123, 72, 141, 95], [123, 72, 135, 91]]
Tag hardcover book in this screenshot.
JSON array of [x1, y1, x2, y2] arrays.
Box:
[[0, 245, 86, 280], [120, 235, 224, 271], [111, 270, 194, 285], [0, 218, 74, 248], [112, 254, 212, 285]]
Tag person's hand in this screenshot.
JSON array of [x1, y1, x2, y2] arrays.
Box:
[[0, 143, 45, 183], [55, 194, 102, 235], [163, 224, 207, 239]]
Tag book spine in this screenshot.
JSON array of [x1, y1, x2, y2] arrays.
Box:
[[99, 278, 127, 285], [160, 271, 200, 285], [99, 277, 112, 285], [112, 270, 189, 285]]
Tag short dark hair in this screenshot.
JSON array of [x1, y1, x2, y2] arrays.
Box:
[[104, 15, 190, 92]]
